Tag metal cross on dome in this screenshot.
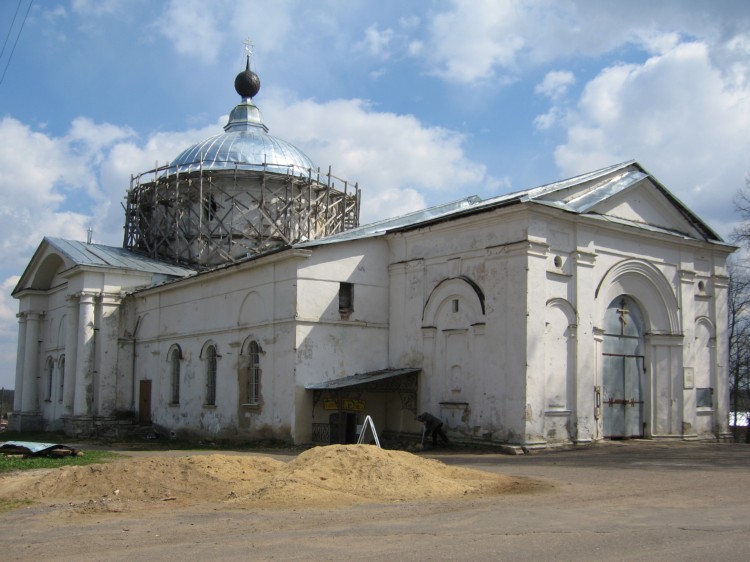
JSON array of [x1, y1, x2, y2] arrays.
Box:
[[243, 38, 254, 59]]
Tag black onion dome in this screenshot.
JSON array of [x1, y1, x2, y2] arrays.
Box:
[[235, 58, 260, 99]]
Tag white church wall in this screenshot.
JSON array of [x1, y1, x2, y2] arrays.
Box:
[[581, 218, 732, 442], [292, 240, 391, 441], [13, 258, 158, 432], [378, 199, 732, 445], [388, 209, 535, 444], [129, 253, 305, 441]]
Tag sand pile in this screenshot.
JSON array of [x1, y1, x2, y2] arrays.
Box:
[[1, 445, 531, 511]]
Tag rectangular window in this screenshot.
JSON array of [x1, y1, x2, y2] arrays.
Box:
[[171, 349, 181, 405], [58, 357, 65, 403], [46, 359, 54, 402], [339, 282, 353, 313], [696, 387, 713, 409], [247, 341, 261, 406], [206, 346, 217, 406]]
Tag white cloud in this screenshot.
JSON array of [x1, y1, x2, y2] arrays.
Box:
[[71, 0, 128, 16], [359, 25, 395, 59], [0, 114, 188, 274], [359, 187, 426, 225], [0, 116, 135, 266], [0, 276, 19, 389], [408, 40, 424, 57], [535, 70, 575, 100], [156, 0, 297, 64], [261, 93, 491, 221], [553, 41, 750, 237], [534, 107, 563, 130], [0, 277, 19, 333], [420, 0, 750, 85], [424, 0, 527, 83]]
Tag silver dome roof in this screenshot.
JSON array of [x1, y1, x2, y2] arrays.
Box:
[[170, 80, 316, 177]]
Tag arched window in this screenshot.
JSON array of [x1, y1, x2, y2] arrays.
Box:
[[205, 345, 217, 406], [247, 341, 261, 405], [170, 347, 181, 405], [58, 355, 65, 403], [45, 357, 54, 402]]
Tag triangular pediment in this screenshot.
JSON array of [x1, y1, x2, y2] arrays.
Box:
[[13, 238, 195, 297], [13, 239, 76, 296], [580, 178, 708, 239], [528, 161, 722, 242]]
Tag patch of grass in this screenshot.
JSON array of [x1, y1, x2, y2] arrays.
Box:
[[0, 450, 122, 474], [0, 497, 33, 514], [0, 497, 32, 513]]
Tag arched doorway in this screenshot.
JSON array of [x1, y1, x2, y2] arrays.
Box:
[[602, 296, 646, 439]]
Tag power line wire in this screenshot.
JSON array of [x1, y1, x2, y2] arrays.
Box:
[[0, 0, 23, 62], [0, 0, 33, 88]]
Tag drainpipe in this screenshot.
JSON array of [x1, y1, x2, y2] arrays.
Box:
[[130, 316, 142, 413]]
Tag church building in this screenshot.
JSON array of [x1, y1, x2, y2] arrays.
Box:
[[10, 60, 735, 448]]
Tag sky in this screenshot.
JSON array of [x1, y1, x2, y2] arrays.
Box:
[[0, 0, 749, 390]]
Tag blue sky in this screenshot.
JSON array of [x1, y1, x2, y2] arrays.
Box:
[[0, 0, 749, 389]]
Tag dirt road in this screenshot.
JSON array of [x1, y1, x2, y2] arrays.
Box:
[[2, 440, 749, 561]]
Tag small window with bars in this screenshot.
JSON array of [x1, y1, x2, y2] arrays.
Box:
[[247, 341, 261, 405]]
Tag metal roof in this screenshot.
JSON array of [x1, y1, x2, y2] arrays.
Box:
[[45, 238, 195, 276], [304, 368, 421, 390], [298, 160, 725, 247], [168, 98, 316, 177], [296, 195, 482, 247]]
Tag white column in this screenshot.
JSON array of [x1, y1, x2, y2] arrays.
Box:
[[62, 295, 79, 414], [20, 312, 42, 412], [73, 292, 97, 416], [12, 313, 27, 411]]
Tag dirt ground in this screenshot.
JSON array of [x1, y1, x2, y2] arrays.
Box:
[[1, 440, 749, 561]]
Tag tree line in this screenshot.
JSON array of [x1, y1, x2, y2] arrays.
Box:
[[730, 181, 750, 441]]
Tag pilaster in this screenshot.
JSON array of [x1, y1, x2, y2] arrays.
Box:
[[73, 292, 97, 416], [62, 294, 79, 414], [574, 250, 597, 443]]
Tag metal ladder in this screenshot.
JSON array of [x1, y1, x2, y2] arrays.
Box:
[[356, 415, 381, 448]]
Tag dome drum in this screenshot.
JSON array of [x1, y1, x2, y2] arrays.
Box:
[[123, 161, 360, 269]]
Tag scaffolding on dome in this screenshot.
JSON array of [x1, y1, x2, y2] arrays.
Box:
[[122, 159, 360, 270]]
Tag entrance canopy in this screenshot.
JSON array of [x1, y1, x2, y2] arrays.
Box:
[[306, 368, 420, 414], [305, 368, 420, 390]]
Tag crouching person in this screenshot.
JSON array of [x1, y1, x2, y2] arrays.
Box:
[[416, 412, 449, 448]]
